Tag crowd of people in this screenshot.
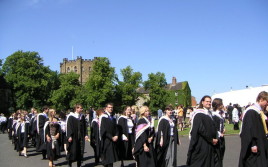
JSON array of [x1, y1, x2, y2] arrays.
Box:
[[0, 91, 268, 167]]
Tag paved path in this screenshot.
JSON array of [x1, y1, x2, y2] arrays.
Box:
[[0, 133, 240, 167]]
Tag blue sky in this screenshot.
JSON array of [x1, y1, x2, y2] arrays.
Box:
[[1, 0, 268, 102]]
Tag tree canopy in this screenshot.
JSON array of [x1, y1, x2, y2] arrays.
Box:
[[115, 66, 142, 111], [49, 72, 81, 111], [1, 51, 191, 115], [84, 57, 117, 109], [143, 72, 170, 114], [2, 51, 58, 110]]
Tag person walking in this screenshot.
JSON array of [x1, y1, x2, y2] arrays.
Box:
[[212, 98, 226, 167], [90, 108, 103, 165], [155, 105, 179, 167], [239, 91, 268, 167], [187, 95, 219, 167], [66, 104, 89, 167], [99, 103, 119, 167], [44, 109, 61, 167], [232, 104, 240, 130], [36, 106, 49, 159], [16, 113, 30, 158], [133, 106, 156, 167], [117, 106, 135, 166]]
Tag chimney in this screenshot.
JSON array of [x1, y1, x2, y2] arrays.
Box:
[[172, 77, 177, 85]]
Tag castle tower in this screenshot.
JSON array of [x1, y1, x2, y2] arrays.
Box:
[[172, 77, 177, 86], [60, 56, 96, 84]]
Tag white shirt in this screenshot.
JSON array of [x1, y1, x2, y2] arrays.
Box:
[[127, 118, 134, 134]]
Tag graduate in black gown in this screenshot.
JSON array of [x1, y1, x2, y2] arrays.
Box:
[[58, 111, 67, 155], [30, 110, 38, 147], [117, 106, 135, 166], [44, 109, 61, 167], [155, 105, 179, 167], [7, 113, 14, 140], [66, 104, 89, 167], [16, 113, 30, 158], [12, 113, 20, 150], [99, 103, 119, 167], [187, 95, 219, 167], [90, 108, 103, 165], [239, 91, 268, 167], [212, 98, 226, 167], [28, 108, 37, 147], [133, 105, 156, 167], [36, 106, 49, 159]]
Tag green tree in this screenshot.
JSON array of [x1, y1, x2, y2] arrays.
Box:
[[0, 59, 3, 71], [115, 66, 142, 111], [143, 72, 169, 115], [84, 57, 117, 109], [2, 51, 57, 110], [49, 72, 81, 111]]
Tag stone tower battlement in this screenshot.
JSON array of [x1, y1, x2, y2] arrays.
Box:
[[60, 56, 98, 84]]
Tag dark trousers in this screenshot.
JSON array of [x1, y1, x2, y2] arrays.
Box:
[[1, 122, 7, 133], [42, 150, 47, 159], [68, 160, 81, 167], [104, 164, 113, 167], [233, 122, 239, 130]]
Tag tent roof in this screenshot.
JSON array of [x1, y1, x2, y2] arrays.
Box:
[[212, 85, 268, 107]]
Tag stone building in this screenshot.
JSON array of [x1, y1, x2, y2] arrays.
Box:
[[60, 56, 98, 84], [136, 77, 194, 108]]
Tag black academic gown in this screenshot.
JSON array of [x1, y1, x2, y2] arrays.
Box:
[[212, 113, 225, 166], [90, 119, 101, 163], [58, 120, 67, 152], [16, 121, 30, 152], [133, 117, 156, 167], [155, 117, 179, 167], [45, 121, 61, 161], [100, 113, 119, 165], [36, 114, 48, 152], [187, 112, 219, 167], [12, 121, 18, 150], [30, 115, 37, 146], [117, 116, 135, 160], [66, 113, 88, 162], [239, 109, 268, 167], [7, 117, 13, 140]]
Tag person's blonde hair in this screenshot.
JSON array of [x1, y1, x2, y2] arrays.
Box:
[[139, 106, 149, 118], [48, 109, 56, 122]]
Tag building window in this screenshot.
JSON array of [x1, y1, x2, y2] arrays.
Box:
[[89, 67, 91, 71], [74, 66, 77, 73], [67, 67, 70, 73], [82, 66, 84, 72]]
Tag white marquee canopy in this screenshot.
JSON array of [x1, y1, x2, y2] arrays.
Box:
[[211, 85, 268, 107]]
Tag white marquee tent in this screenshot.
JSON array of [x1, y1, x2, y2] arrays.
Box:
[[212, 85, 268, 107]]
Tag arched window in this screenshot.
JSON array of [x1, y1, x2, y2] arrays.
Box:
[[89, 67, 91, 71], [74, 66, 77, 73], [67, 67, 70, 73]]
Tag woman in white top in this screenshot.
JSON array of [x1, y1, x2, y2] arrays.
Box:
[[232, 104, 240, 130], [117, 106, 135, 166]]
